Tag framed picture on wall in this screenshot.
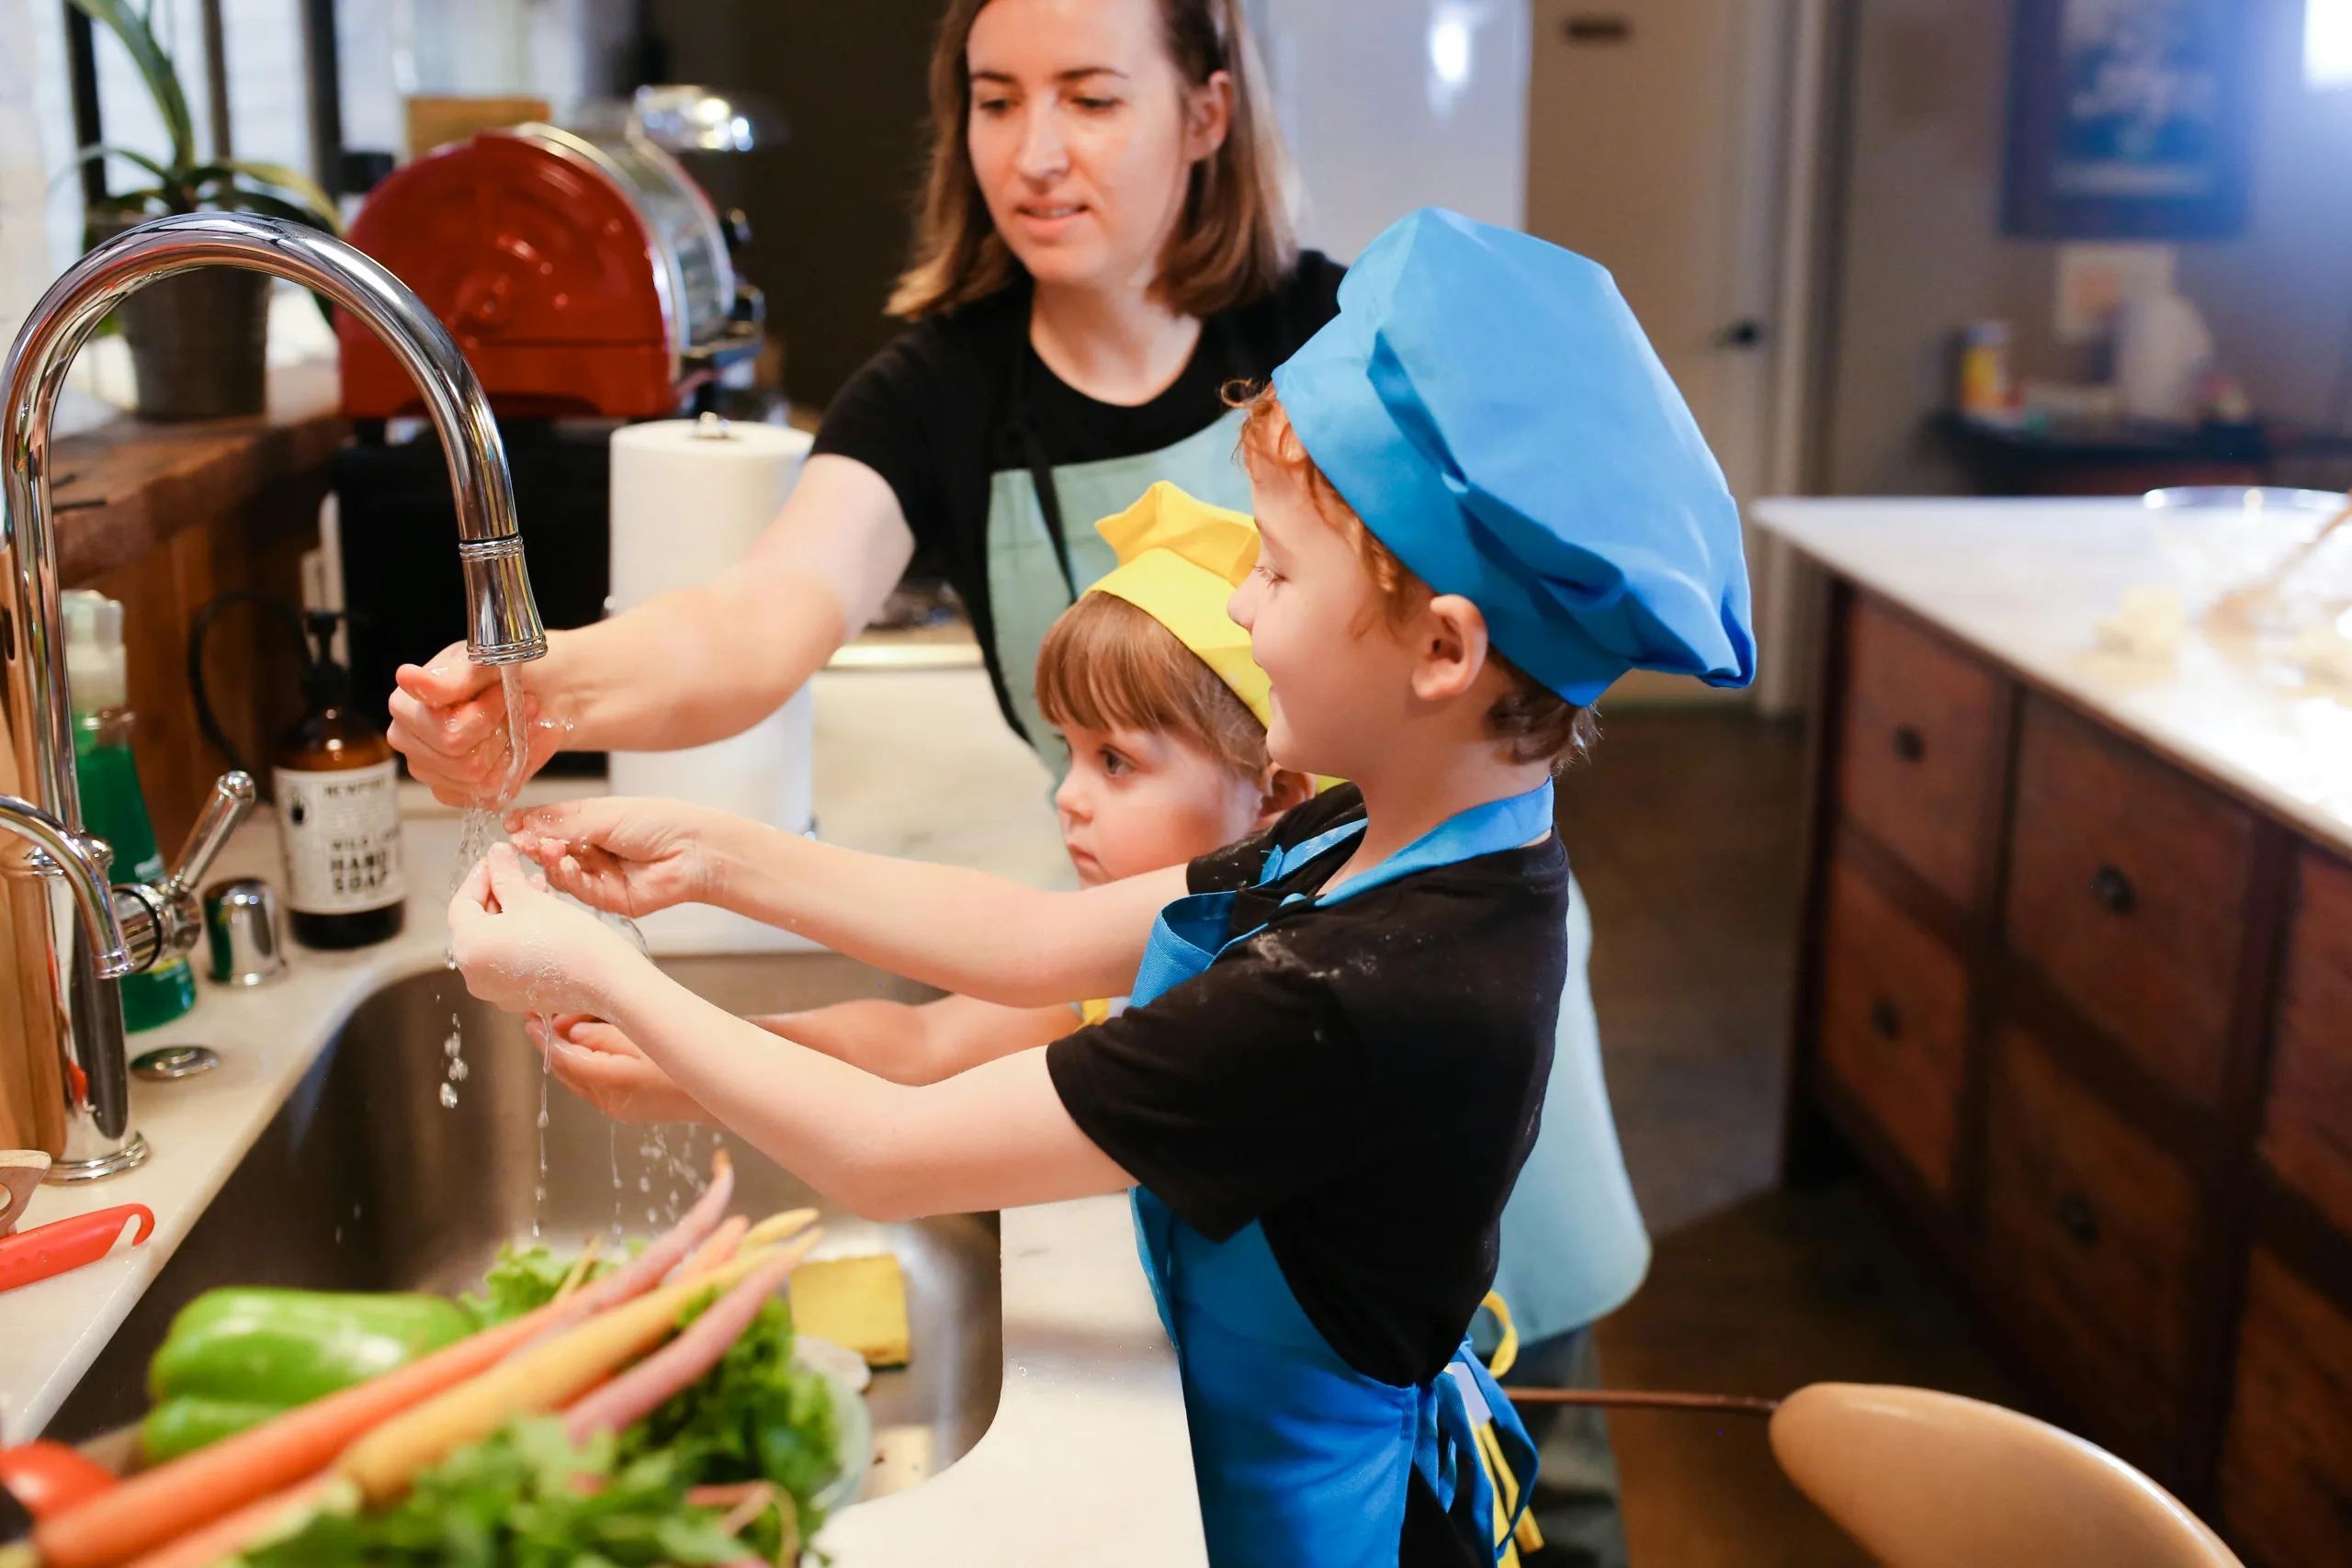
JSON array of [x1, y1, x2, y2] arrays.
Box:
[[2001, 0, 2255, 240]]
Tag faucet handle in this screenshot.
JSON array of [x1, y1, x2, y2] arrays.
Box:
[[163, 772, 256, 899]]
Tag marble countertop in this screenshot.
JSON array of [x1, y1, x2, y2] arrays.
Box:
[[1751, 494, 2352, 857], [0, 667, 1204, 1566]]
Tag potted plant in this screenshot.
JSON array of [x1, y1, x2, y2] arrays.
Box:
[[66, 0, 342, 421]]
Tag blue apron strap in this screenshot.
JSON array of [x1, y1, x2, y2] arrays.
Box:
[[1258, 818, 1367, 886], [1317, 780, 1554, 908], [1413, 1342, 1539, 1564]]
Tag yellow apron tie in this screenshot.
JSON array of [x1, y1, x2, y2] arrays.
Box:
[[1476, 1292, 1544, 1560]]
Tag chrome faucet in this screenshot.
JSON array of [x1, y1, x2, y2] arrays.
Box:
[[1, 212, 548, 1179]]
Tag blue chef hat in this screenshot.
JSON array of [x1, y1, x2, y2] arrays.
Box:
[[1271, 209, 1755, 705]]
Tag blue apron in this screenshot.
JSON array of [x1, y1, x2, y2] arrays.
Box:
[[1127, 782, 1553, 1568]]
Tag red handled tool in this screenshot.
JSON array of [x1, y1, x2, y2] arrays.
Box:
[[0, 1203, 154, 1293]]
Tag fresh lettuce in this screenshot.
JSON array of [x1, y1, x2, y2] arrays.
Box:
[[457, 1243, 620, 1330], [239, 1417, 761, 1567]]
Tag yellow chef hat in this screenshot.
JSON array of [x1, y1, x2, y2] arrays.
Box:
[[1086, 481, 1272, 728]]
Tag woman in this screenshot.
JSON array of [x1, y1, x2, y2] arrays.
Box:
[[390, 0, 1340, 783]]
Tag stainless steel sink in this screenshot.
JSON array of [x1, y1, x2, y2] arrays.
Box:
[[50, 954, 1003, 1496]]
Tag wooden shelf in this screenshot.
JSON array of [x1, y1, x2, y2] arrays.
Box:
[[51, 410, 346, 589]]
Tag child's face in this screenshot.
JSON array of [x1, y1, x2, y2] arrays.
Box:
[[1228, 465, 1419, 780], [1053, 723, 1270, 887]]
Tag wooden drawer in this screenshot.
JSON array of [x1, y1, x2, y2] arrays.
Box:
[[1982, 1022, 2200, 1462], [2220, 1250, 2352, 1568], [1819, 852, 1970, 1196], [2004, 696, 2256, 1105], [2262, 849, 2352, 1236], [1837, 596, 2004, 909]]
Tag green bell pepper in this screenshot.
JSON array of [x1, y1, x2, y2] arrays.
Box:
[[139, 1394, 287, 1464], [147, 1288, 473, 1420]]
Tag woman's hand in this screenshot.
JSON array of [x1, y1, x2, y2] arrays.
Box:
[[388, 641, 569, 807], [506, 797, 737, 918], [447, 846, 643, 1016], [533, 1014, 713, 1124]]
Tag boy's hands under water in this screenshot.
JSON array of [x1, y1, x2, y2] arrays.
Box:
[[447, 844, 644, 1016], [531, 1013, 711, 1124], [504, 796, 731, 918]]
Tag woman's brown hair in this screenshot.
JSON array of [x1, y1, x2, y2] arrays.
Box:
[[1036, 592, 1271, 779], [888, 0, 1299, 321], [1234, 384, 1602, 772]]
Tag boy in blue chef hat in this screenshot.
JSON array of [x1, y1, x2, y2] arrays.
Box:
[[451, 209, 1754, 1568]]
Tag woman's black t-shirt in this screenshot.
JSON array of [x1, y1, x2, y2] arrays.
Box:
[[809, 257, 1345, 728]]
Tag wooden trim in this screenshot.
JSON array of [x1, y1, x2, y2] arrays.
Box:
[[1834, 816, 1984, 960], [1781, 577, 1859, 1187], [2253, 1165, 2352, 1321], [1955, 674, 2024, 1238], [2175, 819, 2296, 1509]]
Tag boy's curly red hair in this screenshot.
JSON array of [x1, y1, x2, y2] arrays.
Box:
[[1232, 383, 1599, 770]]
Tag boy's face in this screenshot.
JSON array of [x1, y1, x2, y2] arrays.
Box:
[[1228, 465, 1417, 780], [1053, 723, 1270, 886]]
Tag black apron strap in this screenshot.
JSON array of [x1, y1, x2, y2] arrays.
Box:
[[1009, 343, 1081, 602], [1012, 309, 1251, 604]]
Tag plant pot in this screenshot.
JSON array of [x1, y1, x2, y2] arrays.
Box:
[[114, 265, 271, 421]]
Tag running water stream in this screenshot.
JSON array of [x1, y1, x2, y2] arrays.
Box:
[[437, 667, 694, 1240]]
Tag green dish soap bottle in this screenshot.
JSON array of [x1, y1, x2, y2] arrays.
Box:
[[63, 589, 198, 1030]]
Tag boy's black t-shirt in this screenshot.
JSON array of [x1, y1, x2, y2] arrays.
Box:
[[1045, 784, 1566, 1388], [809, 258, 1345, 724]]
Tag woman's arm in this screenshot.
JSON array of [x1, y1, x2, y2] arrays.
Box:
[[389, 456, 913, 803], [771, 995, 1077, 1085]]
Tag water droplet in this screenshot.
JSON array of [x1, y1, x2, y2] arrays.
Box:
[[438, 1082, 459, 1109], [447, 1057, 469, 1082], [537, 1108, 549, 1129], [638, 1175, 651, 1192]]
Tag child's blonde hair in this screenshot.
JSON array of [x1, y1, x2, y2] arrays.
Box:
[[1036, 592, 1272, 779], [1233, 383, 1600, 770]]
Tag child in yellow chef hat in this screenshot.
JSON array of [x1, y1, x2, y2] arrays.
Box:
[[531, 480, 1313, 1097]]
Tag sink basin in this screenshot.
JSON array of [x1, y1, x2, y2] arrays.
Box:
[[49, 953, 1003, 1498]]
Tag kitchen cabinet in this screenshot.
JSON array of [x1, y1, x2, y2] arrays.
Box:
[[1788, 581, 2352, 1561]]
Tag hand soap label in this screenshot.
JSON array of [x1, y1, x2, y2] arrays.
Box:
[[276, 761, 407, 913]]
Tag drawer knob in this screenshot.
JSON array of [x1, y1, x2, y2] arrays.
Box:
[[2056, 1190, 2101, 1248], [1892, 726, 1926, 762], [1869, 998, 1902, 1040], [2089, 864, 2136, 915]]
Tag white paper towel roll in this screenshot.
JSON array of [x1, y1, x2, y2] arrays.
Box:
[[609, 416, 818, 954]]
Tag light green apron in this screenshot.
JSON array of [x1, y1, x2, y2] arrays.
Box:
[[984, 405, 1253, 768]]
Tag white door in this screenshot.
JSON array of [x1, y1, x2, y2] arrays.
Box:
[[1526, 0, 1797, 704], [1254, 0, 1533, 261]]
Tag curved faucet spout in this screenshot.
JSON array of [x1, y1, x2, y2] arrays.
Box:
[[1, 212, 548, 1177], [2, 211, 546, 820]]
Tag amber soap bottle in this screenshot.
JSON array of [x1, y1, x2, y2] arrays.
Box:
[[274, 612, 406, 948]]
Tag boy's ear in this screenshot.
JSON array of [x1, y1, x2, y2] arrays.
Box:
[[1411, 594, 1493, 704], [1256, 767, 1316, 827]]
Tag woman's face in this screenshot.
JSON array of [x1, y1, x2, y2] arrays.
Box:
[[1053, 722, 1268, 886], [966, 0, 1231, 298]]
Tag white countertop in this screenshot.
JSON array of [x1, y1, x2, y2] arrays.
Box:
[[1751, 494, 2352, 857], [0, 668, 1204, 1566]]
